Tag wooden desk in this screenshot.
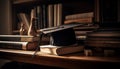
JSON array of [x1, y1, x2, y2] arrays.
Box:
[[0, 49, 120, 69]]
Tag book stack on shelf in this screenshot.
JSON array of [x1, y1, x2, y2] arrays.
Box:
[[0, 35, 39, 51], [74, 24, 99, 40], [84, 23, 120, 56], [64, 12, 99, 43], [84, 30, 120, 56]]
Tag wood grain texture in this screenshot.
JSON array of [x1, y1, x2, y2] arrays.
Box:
[[0, 49, 120, 69]]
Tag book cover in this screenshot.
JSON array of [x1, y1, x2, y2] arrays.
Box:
[[40, 44, 84, 55], [0, 35, 39, 42], [0, 41, 38, 51]]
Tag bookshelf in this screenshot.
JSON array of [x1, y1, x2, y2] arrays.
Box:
[[0, 0, 120, 68], [0, 0, 119, 35], [0, 0, 119, 50], [11, 0, 97, 35], [10, 0, 120, 46]]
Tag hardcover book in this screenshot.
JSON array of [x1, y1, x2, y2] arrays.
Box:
[[40, 44, 84, 55], [0, 35, 39, 42], [0, 41, 38, 51]]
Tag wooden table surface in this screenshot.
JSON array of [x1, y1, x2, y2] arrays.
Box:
[[0, 49, 120, 69]]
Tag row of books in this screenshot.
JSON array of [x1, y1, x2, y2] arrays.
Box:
[[84, 30, 120, 56], [0, 35, 84, 56], [17, 3, 63, 32], [0, 35, 39, 51]]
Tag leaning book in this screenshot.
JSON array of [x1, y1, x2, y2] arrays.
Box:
[[0, 41, 38, 51], [0, 35, 39, 42], [40, 44, 84, 55]]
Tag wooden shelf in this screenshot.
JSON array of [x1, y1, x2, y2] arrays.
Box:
[[13, 0, 36, 5], [0, 49, 120, 69], [13, 0, 40, 4]]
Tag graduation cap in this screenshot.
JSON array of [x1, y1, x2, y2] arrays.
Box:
[[33, 23, 85, 57], [39, 23, 84, 46]]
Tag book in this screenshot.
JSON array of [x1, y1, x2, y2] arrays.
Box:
[[40, 44, 84, 55], [85, 31, 120, 48], [0, 35, 39, 42], [48, 4, 54, 27], [65, 12, 94, 20], [0, 41, 38, 51], [64, 17, 93, 24], [57, 3, 62, 26], [84, 47, 120, 56]]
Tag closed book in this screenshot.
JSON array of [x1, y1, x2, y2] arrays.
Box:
[[40, 44, 84, 55], [65, 12, 94, 20], [85, 31, 120, 48], [0, 35, 39, 42], [64, 17, 93, 24], [0, 41, 38, 51]]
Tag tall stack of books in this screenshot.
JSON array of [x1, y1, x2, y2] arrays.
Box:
[[84, 30, 120, 56], [0, 35, 39, 51], [64, 12, 98, 44]]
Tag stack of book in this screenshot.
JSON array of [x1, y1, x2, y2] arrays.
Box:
[[84, 30, 120, 56], [40, 44, 84, 56], [0, 35, 39, 51]]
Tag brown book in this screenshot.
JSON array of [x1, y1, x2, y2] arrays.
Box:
[[64, 17, 93, 24], [0, 35, 39, 42], [48, 4, 54, 27], [85, 31, 120, 48], [13, 0, 35, 4], [65, 12, 94, 20], [85, 40, 120, 48], [40, 44, 84, 55], [0, 41, 38, 51]]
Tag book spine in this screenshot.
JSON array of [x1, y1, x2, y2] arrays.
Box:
[[0, 37, 39, 42], [0, 41, 38, 51], [48, 4, 54, 27], [0, 41, 25, 50], [85, 40, 120, 48], [64, 17, 93, 24], [56, 46, 84, 55], [84, 47, 120, 56], [42, 4, 48, 28], [65, 12, 94, 20]]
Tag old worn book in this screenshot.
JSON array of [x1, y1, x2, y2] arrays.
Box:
[[85, 31, 120, 48], [40, 44, 84, 55], [0, 35, 39, 42], [64, 17, 93, 24], [65, 12, 94, 20], [0, 41, 38, 51]]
